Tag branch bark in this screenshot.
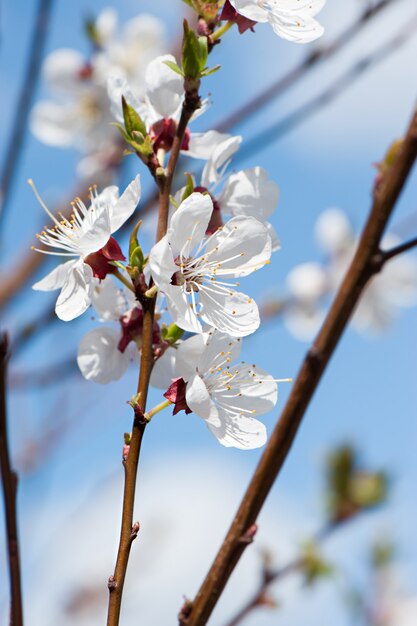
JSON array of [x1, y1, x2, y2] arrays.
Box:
[[0, 333, 24, 626], [106, 91, 200, 626], [180, 106, 417, 626]]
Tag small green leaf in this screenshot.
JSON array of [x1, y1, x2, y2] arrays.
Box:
[[122, 96, 147, 138], [182, 173, 195, 202], [129, 218, 142, 258], [164, 60, 184, 76], [182, 20, 203, 80], [108, 261, 126, 270], [201, 64, 221, 77], [111, 122, 131, 144], [165, 323, 185, 345]]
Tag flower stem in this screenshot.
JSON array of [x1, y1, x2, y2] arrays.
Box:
[[211, 20, 233, 41], [113, 269, 135, 293], [144, 399, 172, 422]]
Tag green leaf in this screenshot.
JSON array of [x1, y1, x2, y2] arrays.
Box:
[[165, 323, 185, 345], [164, 60, 184, 76], [129, 218, 142, 258], [122, 96, 147, 138], [182, 173, 195, 202], [350, 472, 388, 510], [201, 64, 221, 78], [182, 20, 204, 80], [111, 122, 131, 144], [300, 541, 334, 587]]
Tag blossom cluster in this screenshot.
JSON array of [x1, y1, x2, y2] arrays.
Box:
[[281, 209, 417, 340], [29, 2, 330, 448]]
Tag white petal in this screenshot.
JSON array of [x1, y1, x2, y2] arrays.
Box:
[[150, 349, 178, 389], [123, 14, 166, 51], [220, 166, 279, 221], [229, 0, 269, 22], [107, 75, 142, 123], [165, 285, 203, 334], [186, 374, 220, 426], [91, 277, 132, 321], [55, 261, 94, 321], [109, 175, 141, 233], [148, 236, 178, 291], [207, 409, 267, 450], [216, 362, 277, 415], [205, 215, 271, 277], [266, 222, 281, 253], [284, 301, 325, 341], [95, 8, 118, 45], [32, 259, 76, 292], [199, 289, 260, 337], [268, 8, 324, 43], [200, 134, 242, 187], [77, 327, 132, 384], [169, 192, 213, 253], [187, 131, 236, 160], [315, 208, 353, 256], [42, 49, 87, 94], [286, 262, 328, 301], [175, 333, 208, 381], [76, 208, 112, 257], [145, 54, 183, 119], [197, 330, 241, 374], [30, 101, 79, 147]]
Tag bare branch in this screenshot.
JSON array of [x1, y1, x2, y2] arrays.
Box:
[[179, 105, 417, 626], [0, 333, 24, 626]]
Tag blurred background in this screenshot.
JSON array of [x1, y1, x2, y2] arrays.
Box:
[[1, 0, 417, 624]]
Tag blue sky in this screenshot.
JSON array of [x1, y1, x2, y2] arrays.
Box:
[[1, 0, 417, 624]]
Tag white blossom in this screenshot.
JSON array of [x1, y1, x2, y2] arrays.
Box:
[[284, 208, 417, 339], [31, 10, 165, 172], [155, 330, 279, 449], [183, 133, 280, 250], [149, 192, 271, 337], [77, 278, 138, 384], [108, 54, 230, 159], [229, 0, 326, 43], [32, 176, 141, 321]]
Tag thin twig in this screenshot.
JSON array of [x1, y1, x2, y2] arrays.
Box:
[[179, 106, 417, 626], [222, 523, 342, 626], [0, 333, 24, 626], [381, 235, 417, 262], [215, 0, 399, 133], [106, 92, 201, 626], [0, 0, 54, 229]]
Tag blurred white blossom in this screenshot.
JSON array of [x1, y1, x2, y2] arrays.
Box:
[[283, 208, 417, 340]]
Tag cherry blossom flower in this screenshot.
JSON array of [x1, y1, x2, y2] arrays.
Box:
[[283, 208, 417, 339], [108, 54, 230, 159], [228, 0, 326, 43], [149, 192, 271, 337], [31, 176, 141, 321], [178, 133, 280, 249], [77, 278, 138, 384], [30, 10, 165, 176], [154, 330, 279, 449]]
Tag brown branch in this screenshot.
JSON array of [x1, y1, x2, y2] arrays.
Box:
[[0, 333, 24, 626], [0, 0, 54, 229], [216, 0, 399, 133], [179, 107, 417, 626], [380, 235, 417, 263], [106, 78, 201, 626], [222, 522, 346, 626]]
